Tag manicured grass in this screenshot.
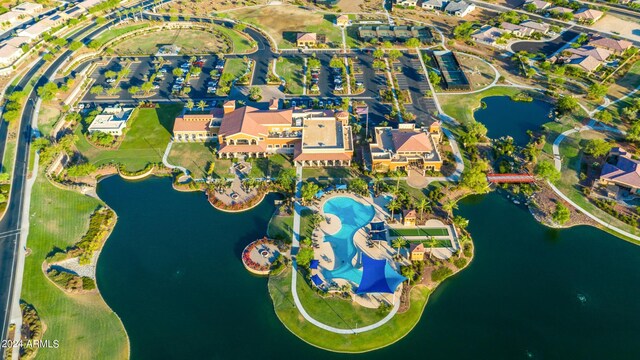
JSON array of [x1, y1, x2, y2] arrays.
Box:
[[1, 140, 15, 175], [38, 102, 62, 137], [389, 228, 449, 237], [299, 208, 315, 240], [223, 58, 247, 81], [92, 23, 150, 48], [111, 28, 230, 55], [268, 268, 432, 353], [21, 175, 128, 360], [75, 104, 183, 172], [167, 142, 214, 179], [276, 57, 304, 95], [215, 25, 255, 54], [439, 86, 523, 124], [302, 167, 357, 179], [267, 214, 293, 241], [247, 154, 293, 178]]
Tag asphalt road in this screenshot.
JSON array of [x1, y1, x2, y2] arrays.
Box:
[[0, 0, 165, 349]]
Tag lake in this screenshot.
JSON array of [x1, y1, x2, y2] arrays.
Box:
[[96, 177, 640, 359], [474, 96, 553, 146]]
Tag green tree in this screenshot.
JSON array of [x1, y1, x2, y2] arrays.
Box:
[[277, 168, 296, 194], [428, 71, 441, 87], [128, 86, 140, 95], [391, 237, 408, 257], [587, 83, 608, 100], [90, 85, 103, 95], [453, 22, 476, 40], [141, 81, 153, 95], [552, 203, 571, 225], [172, 68, 184, 77], [197, 100, 207, 111], [300, 182, 321, 204], [3, 110, 20, 123], [417, 198, 431, 221], [627, 121, 640, 142], [453, 216, 469, 230], [348, 178, 368, 196], [388, 49, 402, 62], [405, 38, 420, 48], [556, 96, 578, 114], [67, 163, 97, 177], [584, 139, 612, 158], [69, 41, 83, 51], [105, 70, 117, 79], [595, 110, 613, 124], [37, 82, 58, 101], [249, 86, 262, 101], [535, 160, 561, 182], [297, 247, 314, 268], [387, 198, 401, 220], [372, 49, 384, 59], [461, 165, 488, 192]]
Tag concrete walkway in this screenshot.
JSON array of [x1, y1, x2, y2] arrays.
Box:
[[289, 165, 401, 334]]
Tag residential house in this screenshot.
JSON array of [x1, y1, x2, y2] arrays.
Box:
[[565, 46, 612, 62], [574, 8, 604, 23], [12, 2, 44, 15], [336, 14, 350, 27], [471, 26, 505, 46], [519, 20, 550, 34], [589, 36, 633, 55], [18, 19, 54, 39], [566, 54, 602, 72], [0, 44, 23, 67], [296, 32, 317, 47], [410, 243, 426, 261], [599, 147, 640, 195], [369, 123, 443, 174], [422, 0, 446, 10], [395, 0, 418, 6], [0, 11, 22, 27], [172, 108, 224, 142], [500, 22, 535, 37], [549, 6, 574, 14], [402, 209, 417, 226], [87, 106, 134, 136], [444, 0, 475, 17], [523, 0, 551, 10], [5, 36, 31, 48], [61, 6, 87, 21]]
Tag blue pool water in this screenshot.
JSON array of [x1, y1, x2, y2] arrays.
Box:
[[321, 197, 375, 285]]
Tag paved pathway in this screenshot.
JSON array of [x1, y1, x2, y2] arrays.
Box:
[[289, 165, 401, 334]]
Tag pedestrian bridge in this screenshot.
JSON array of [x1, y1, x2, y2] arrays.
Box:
[[486, 173, 536, 183]]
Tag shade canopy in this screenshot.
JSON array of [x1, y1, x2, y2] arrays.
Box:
[[371, 231, 387, 241], [311, 274, 323, 286], [310, 259, 319, 269], [370, 221, 385, 232], [315, 190, 325, 199], [356, 253, 405, 294], [336, 184, 347, 190]]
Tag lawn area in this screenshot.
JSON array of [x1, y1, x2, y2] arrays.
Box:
[[268, 268, 432, 352], [247, 154, 293, 178], [74, 104, 183, 172], [223, 58, 247, 80], [38, 102, 62, 137], [111, 28, 231, 55], [389, 228, 449, 237], [299, 208, 315, 240], [167, 142, 214, 179], [1, 140, 15, 175], [609, 59, 640, 101], [276, 57, 304, 95], [226, 6, 343, 49], [21, 174, 128, 360], [215, 25, 255, 54], [91, 23, 150, 48], [302, 167, 358, 180], [267, 214, 293, 241], [439, 86, 523, 124]]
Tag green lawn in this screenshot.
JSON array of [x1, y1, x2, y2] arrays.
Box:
[[223, 58, 247, 79], [167, 142, 214, 179], [75, 104, 182, 172], [215, 25, 255, 53], [268, 268, 432, 353], [439, 87, 523, 124], [21, 174, 128, 360], [389, 228, 449, 237], [299, 208, 315, 240], [1, 140, 15, 175], [92, 23, 150, 48], [276, 57, 304, 95], [247, 154, 293, 178], [267, 214, 293, 241], [302, 167, 358, 180], [111, 28, 231, 55]]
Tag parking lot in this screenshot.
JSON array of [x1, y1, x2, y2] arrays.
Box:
[[81, 55, 227, 103], [396, 53, 438, 120]]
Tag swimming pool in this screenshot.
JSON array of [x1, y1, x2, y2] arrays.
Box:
[[321, 197, 375, 285]]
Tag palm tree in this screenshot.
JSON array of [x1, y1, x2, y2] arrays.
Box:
[[417, 198, 431, 223], [197, 100, 207, 111], [387, 198, 401, 221], [442, 199, 458, 219], [391, 237, 408, 259], [185, 100, 194, 111]]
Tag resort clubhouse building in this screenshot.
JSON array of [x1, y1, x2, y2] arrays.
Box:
[[369, 122, 443, 174], [173, 100, 354, 166]]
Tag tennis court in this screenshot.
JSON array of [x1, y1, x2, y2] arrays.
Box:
[[388, 227, 449, 237]]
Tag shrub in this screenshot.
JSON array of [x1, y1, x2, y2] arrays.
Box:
[[431, 266, 453, 282], [453, 257, 468, 269]]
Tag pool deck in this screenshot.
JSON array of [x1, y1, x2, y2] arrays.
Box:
[[311, 192, 404, 308]]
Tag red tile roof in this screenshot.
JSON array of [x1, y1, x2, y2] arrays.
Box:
[[218, 106, 293, 138], [392, 131, 434, 153]]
